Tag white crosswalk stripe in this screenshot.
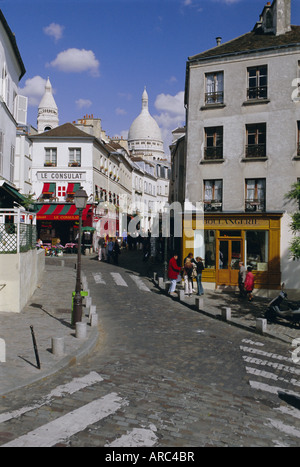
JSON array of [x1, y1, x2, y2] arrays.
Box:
[[110, 272, 128, 287], [129, 274, 151, 292], [92, 271, 151, 292], [240, 338, 300, 444], [0, 372, 103, 424], [2, 393, 128, 447]]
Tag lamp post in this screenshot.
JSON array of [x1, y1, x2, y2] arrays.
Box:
[[72, 188, 88, 327]]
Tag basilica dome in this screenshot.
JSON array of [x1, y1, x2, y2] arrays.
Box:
[[128, 88, 164, 160]]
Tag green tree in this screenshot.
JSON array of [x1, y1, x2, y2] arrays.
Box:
[[285, 181, 300, 260]]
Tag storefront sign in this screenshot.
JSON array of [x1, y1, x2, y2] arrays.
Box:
[[37, 171, 86, 181], [204, 217, 269, 228]]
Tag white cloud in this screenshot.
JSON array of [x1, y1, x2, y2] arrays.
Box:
[[43, 23, 64, 42], [47, 48, 100, 77], [19, 75, 47, 106], [154, 91, 185, 153], [115, 107, 127, 116], [76, 98, 92, 109], [154, 91, 185, 119]]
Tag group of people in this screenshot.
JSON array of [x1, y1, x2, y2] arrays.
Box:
[[168, 252, 204, 297], [168, 254, 255, 301], [98, 237, 121, 265]]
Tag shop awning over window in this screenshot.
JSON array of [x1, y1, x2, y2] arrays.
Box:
[[35, 203, 91, 221], [66, 183, 81, 194], [42, 183, 56, 195]]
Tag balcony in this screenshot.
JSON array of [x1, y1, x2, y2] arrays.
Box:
[[204, 146, 223, 160], [245, 198, 265, 212], [245, 144, 266, 158], [247, 86, 268, 100], [205, 91, 224, 105], [204, 200, 222, 212]]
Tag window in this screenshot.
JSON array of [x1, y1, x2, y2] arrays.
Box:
[[0, 131, 4, 175], [247, 66, 268, 100], [245, 179, 266, 212], [69, 148, 81, 167], [44, 148, 57, 166], [10, 146, 15, 183], [204, 127, 223, 160], [204, 180, 223, 211], [245, 123, 266, 158], [57, 186, 66, 198], [297, 122, 300, 156], [245, 231, 269, 271], [205, 72, 224, 104]]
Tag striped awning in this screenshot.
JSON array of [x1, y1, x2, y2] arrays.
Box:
[[42, 183, 56, 195], [66, 183, 81, 194], [36, 203, 91, 221]]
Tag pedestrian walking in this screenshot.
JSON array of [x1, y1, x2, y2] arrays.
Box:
[[107, 237, 114, 263], [184, 252, 194, 296], [238, 261, 247, 297], [113, 238, 120, 265], [168, 254, 182, 296], [244, 266, 254, 301], [195, 257, 204, 296], [98, 237, 106, 261]]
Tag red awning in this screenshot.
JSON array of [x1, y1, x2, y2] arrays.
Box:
[[36, 204, 91, 221], [42, 183, 56, 194], [66, 183, 81, 194]]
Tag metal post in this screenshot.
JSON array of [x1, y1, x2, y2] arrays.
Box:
[[30, 325, 41, 369], [72, 209, 83, 327]]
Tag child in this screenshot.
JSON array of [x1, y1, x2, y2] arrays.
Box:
[[244, 266, 254, 301]]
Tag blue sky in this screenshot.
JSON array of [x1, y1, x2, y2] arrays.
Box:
[[2, 0, 300, 153]]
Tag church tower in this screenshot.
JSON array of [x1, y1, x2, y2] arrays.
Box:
[[37, 78, 59, 133]]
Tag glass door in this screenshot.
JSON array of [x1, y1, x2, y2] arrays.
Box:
[[217, 239, 242, 286]]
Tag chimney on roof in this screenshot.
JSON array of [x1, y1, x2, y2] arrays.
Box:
[[258, 0, 291, 35], [274, 0, 291, 35], [216, 36, 222, 46]]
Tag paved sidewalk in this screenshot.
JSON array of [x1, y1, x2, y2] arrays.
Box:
[[0, 251, 298, 396], [0, 257, 98, 396]]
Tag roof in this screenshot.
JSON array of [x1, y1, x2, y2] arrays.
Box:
[[30, 122, 95, 139], [0, 10, 26, 80], [188, 25, 300, 63]]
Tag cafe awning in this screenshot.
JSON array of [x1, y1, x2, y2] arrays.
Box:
[[35, 203, 91, 221], [66, 183, 81, 194], [42, 183, 56, 195]]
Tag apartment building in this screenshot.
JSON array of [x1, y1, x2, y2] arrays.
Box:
[[181, 0, 300, 295]]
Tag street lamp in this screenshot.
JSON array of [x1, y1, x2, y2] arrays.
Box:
[[72, 187, 88, 327]]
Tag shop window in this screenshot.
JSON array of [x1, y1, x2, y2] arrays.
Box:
[[195, 229, 220, 269], [247, 66, 268, 100], [205, 71, 224, 105], [245, 231, 269, 271], [69, 148, 81, 167], [245, 124, 266, 158], [44, 148, 57, 167], [204, 127, 223, 160], [204, 180, 222, 211], [245, 179, 266, 211]]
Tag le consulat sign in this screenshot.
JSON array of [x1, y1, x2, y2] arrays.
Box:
[[37, 171, 86, 181]]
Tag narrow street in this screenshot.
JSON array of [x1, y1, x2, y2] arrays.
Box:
[[0, 250, 299, 448]]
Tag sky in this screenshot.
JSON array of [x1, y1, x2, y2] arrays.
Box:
[[2, 0, 300, 154]]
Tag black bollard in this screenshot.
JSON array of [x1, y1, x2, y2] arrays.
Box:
[[30, 325, 41, 369]]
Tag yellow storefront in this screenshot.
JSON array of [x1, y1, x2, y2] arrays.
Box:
[[182, 213, 282, 290]]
